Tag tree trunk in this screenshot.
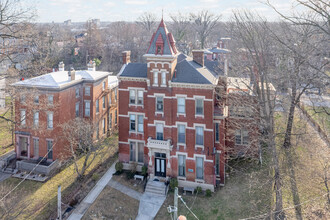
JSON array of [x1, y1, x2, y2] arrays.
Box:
[[283, 86, 297, 148]]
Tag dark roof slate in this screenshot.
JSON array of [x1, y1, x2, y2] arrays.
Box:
[[120, 63, 147, 78]]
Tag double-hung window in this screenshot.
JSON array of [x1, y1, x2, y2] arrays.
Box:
[[156, 123, 164, 140], [177, 124, 186, 144], [109, 113, 112, 129], [96, 99, 99, 113], [129, 142, 144, 163], [103, 118, 106, 134], [161, 72, 166, 85], [34, 95, 39, 104], [75, 102, 79, 117], [20, 110, 26, 125], [129, 89, 143, 105], [33, 112, 39, 127], [196, 157, 204, 179], [215, 153, 220, 176], [153, 71, 158, 86], [47, 140, 53, 160], [75, 88, 79, 98], [178, 155, 186, 177], [85, 101, 90, 117], [156, 96, 163, 112], [137, 90, 143, 105], [33, 138, 39, 158], [129, 89, 136, 104], [47, 112, 53, 129], [129, 114, 144, 133], [195, 98, 203, 115], [48, 95, 53, 105], [215, 123, 219, 142], [85, 86, 91, 96], [102, 96, 105, 109], [196, 126, 204, 146], [102, 81, 106, 91], [235, 129, 249, 145], [177, 97, 185, 114]]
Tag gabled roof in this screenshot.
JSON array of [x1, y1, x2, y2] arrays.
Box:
[[12, 70, 111, 89], [146, 19, 178, 56]]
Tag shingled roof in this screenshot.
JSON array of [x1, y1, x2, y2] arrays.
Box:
[[120, 63, 147, 78], [146, 19, 178, 56]]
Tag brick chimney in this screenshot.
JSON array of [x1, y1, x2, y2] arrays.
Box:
[[192, 50, 204, 67], [69, 67, 75, 81], [59, 61, 65, 71], [87, 60, 96, 71], [122, 51, 131, 64]]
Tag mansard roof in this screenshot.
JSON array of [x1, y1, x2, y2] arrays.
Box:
[[146, 19, 178, 56], [119, 63, 147, 78]]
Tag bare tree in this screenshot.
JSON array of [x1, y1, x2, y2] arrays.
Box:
[[189, 10, 221, 49], [62, 118, 105, 179], [136, 12, 157, 33]]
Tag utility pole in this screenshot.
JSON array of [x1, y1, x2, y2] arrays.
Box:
[[174, 187, 178, 220], [57, 185, 62, 220]]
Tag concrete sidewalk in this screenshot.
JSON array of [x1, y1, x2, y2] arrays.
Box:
[[136, 192, 166, 220], [108, 179, 143, 201], [67, 159, 118, 220], [0, 172, 11, 182]]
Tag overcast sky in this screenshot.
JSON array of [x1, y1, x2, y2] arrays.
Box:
[[33, 0, 303, 23]]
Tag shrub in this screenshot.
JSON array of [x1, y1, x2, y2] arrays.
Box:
[[169, 178, 178, 191], [141, 165, 148, 176], [206, 189, 212, 197], [115, 162, 123, 173], [195, 186, 202, 194], [92, 173, 100, 181], [126, 171, 135, 180]]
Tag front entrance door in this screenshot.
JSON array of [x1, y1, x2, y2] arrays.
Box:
[[155, 153, 166, 177]]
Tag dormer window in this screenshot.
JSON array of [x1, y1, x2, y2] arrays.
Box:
[[157, 45, 162, 54]]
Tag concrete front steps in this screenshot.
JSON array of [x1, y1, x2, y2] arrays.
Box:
[[145, 179, 168, 196]]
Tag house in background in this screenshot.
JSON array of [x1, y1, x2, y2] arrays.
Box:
[[9, 61, 118, 175], [117, 20, 260, 192]]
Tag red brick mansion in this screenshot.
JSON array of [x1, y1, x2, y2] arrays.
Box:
[[117, 20, 260, 191]]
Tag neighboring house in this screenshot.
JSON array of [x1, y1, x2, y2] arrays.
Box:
[[11, 61, 118, 163], [117, 20, 260, 192]]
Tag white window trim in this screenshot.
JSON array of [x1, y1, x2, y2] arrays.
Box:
[[75, 102, 80, 117], [129, 113, 144, 134], [177, 123, 186, 146], [215, 122, 220, 143], [84, 100, 91, 117], [20, 109, 26, 126], [161, 71, 167, 87], [75, 88, 80, 98], [85, 86, 91, 96], [195, 96, 204, 118], [195, 155, 204, 181], [177, 153, 186, 178], [129, 88, 144, 107], [129, 141, 145, 164], [95, 99, 99, 115], [195, 126, 204, 149], [47, 111, 54, 130], [177, 96, 186, 117], [152, 70, 158, 87], [155, 95, 164, 115], [48, 95, 54, 105], [33, 111, 39, 128], [102, 96, 106, 109]]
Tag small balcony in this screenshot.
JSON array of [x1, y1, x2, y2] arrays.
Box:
[[147, 137, 172, 151]]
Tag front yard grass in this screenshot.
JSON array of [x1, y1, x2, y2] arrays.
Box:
[[82, 186, 139, 220], [0, 133, 118, 220]]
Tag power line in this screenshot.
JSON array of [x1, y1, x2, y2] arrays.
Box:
[[0, 142, 57, 203], [239, 192, 329, 220], [179, 195, 199, 220]]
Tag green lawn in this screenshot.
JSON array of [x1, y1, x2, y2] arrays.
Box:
[[0, 110, 13, 155], [305, 106, 330, 136], [0, 134, 118, 220]]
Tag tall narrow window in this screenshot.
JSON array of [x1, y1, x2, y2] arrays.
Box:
[[96, 99, 99, 113], [196, 157, 204, 179], [85, 86, 91, 96], [47, 112, 53, 129], [178, 155, 186, 177], [129, 89, 136, 104], [109, 113, 112, 129], [196, 126, 204, 146], [156, 96, 163, 112], [242, 130, 249, 145], [102, 81, 106, 90], [196, 98, 203, 115], [114, 88, 117, 101], [33, 138, 39, 158], [215, 153, 220, 176], [130, 114, 136, 131], [153, 71, 158, 86], [103, 118, 106, 134], [177, 124, 186, 144], [48, 95, 54, 105], [20, 110, 26, 125], [75, 102, 79, 117], [161, 72, 166, 85], [130, 142, 136, 161], [156, 123, 164, 140], [137, 90, 143, 105], [177, 97, 185, 114], [138, 115, 144, 132], [138, 142, 144, 163], [47, 140, 53, 160], [115, 110, 117, 124], [102, 96, 105, 109], [215, 123, 219, 142], [109, 92, 112, 105], [75, 88, 79, 98], [34, 95, 39, 104], [33, 112, 39, 127], [85, 101, 90, 117]]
